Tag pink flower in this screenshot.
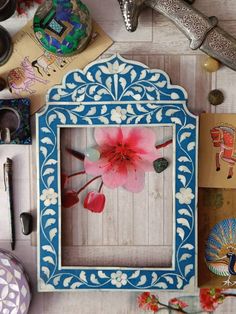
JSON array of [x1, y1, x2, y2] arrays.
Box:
[[169, 298, 188, 310], [137, 292, 159, 313], [84, 127, 158, 192], [200, 288, 225, 312], [84, 191, 106, 213]]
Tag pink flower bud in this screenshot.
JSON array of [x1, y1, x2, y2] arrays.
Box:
[[84, 191, 105, 213], [169, 298, 188, 310], [62, 190, 79, 208]]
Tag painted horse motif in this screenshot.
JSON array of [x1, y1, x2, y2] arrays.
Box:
[[210, 125, 236, 179], [8, 57, 48, 95], [32, 51, 67, 76]]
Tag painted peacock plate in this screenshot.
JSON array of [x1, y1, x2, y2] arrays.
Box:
[[205, 218, 236, 286]]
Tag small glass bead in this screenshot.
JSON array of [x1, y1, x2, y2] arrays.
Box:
[[85, 147, 100, 162], [203, 57, 220, 72]]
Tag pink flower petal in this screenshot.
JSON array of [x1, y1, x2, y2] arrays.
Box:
[[84, 157, 109, 176], [102, 163, 127, 189], [94, 127, 123, 147], [133, 159, 155, 172], [138, 149, 159, 162], [123, 168, 145, 192], [122, 127, 157, 154]]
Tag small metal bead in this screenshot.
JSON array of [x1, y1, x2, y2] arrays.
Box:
[[208, 89, 224, 106]]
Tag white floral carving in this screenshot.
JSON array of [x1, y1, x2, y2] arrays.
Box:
[[176, 187, 194, 205], [110, 106, 127, 124], [40, 188, 58, 207], [100, 61, 127, 74], [110, 271, 128, 288]]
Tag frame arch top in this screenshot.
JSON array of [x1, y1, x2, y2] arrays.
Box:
[[37, 54, 198, 292], [47, 54, 188, 105]]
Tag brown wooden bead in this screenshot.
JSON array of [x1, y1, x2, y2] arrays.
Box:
[[203, 57, 220, 72], [208, 89, 224, 106]]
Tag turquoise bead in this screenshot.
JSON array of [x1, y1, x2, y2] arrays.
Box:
[[85, 148, 100, 162]]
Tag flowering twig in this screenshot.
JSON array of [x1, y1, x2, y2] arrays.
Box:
[[222, 292, 236, 297], [17, 0, 43, 15], [158, 301, 187, 313], [138, 292, 189, 313]]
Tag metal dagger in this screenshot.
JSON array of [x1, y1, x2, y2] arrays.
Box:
[[118, 0, 236, 71]]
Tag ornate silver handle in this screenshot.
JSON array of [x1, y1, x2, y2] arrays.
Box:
[[118, 0, 236, 71]]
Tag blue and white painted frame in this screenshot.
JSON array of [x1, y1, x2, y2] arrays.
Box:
[[37, 55, 198, 291]]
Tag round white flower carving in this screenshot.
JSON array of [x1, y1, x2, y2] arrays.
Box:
[[176, 187, 194, 205], [110, 271, 128, 288], [40, 188, 58, 207], [111, 106, 127, 124]]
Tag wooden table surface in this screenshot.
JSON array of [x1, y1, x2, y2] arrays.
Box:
[[1, 1, 236, 313]]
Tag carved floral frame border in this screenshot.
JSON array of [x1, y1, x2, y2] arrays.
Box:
[[37, 55, 198, 291]]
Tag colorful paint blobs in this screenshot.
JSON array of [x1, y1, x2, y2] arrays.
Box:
[[205, 218, 236, 286]]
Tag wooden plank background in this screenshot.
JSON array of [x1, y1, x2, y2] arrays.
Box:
[[1, 0, 236, 312], [61, 126, 173, 267]]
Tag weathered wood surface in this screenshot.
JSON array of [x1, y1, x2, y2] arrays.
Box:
[[60, 126, 173, 267], [1, 0, 236, 313]]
